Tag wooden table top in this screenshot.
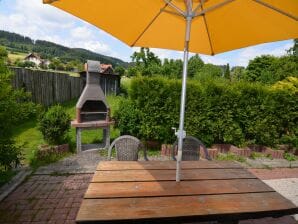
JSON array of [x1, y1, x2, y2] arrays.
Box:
[[76, 161, 298, 223]]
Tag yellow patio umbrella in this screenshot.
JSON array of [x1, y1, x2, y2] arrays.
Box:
[[43, 0, 298, 181]]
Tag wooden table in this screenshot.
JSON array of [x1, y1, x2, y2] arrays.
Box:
[[76, 161, 298, 223]]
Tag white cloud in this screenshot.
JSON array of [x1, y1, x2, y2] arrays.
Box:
[[235, 42, 291, 66], [1, 0, 294, 64], [0, 0, 118, 58], [70, 26, 93, 40], [200, 55, 228, 65]]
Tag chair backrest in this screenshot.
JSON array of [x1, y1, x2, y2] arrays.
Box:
[[172, 136, 211, 161], [108, 135, 148, 161]]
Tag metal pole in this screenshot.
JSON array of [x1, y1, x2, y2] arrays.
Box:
[[176, 13, 192, 182]]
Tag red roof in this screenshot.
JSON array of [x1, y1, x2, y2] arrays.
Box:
[[100, 64, 113, 74]]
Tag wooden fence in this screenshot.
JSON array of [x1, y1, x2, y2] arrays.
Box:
[[10, 67, 85, 106]]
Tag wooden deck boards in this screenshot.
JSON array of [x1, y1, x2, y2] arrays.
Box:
[[97, 160, 242, 170], [92, 168, 255, 182], [78, 193, 297, 223], [77, 161, 298, 223], [85, 179, 273, 199]]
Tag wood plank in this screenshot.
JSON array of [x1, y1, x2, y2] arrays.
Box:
[[97, 161, 242, 171], [85, 179, 273, 199], [76, 192, 298, 223], [92, 168, 255, 182]]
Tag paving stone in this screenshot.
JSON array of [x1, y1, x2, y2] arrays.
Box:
[[249, 168, 298, 179]]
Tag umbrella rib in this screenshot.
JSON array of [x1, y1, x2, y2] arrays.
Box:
[[194, 0, 235, 18], [252, 0, 298, 21], [130, 3, 171, 47], [200, 3, 215, 55]]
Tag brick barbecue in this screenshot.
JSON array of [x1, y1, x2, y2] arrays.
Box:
[[76, 60, 110, 123], [71, 60, 114, 152]]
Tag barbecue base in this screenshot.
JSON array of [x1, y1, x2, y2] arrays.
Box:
[[71, 120, 115, 152]]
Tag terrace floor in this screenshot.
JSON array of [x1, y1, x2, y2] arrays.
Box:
[[0, 150, 297, 224]]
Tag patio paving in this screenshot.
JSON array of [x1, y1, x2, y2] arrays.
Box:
[[0, 174, 93, 224], [0, 150, 297, 224]]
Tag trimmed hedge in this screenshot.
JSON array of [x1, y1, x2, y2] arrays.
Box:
[[114, 76, 298, 147]]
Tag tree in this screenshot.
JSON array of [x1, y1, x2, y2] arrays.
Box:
[[287, 39, 297, 56], [131, 48, 161, 76], [224, 63, 231, 80], [16, 61, 36, 68], [114, 66, 125, 76], [194, 63, 222, 81], [243, 54, 297, 84], [126, 65, 139, 77], [188, 54, 204, 77], [231, 66, 245, 81], [49, 58, 64, 71], [161, 59, 183, 78], [244, 55, 277, 82]]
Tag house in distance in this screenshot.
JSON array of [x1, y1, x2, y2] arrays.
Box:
[[24, 53, 50, 67]]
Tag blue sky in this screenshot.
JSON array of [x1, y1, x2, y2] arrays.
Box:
[[0, 0, 294, 66]]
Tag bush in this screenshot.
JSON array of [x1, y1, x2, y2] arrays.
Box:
[[0, 139, 23, 171], [114, 99, 142, 137], [38, 105, 71, 145], [114, 76, 297, 147], [0, 46, 35, 173]]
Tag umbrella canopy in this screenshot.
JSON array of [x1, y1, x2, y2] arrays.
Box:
[[44, 0, 298, 181], [44, 0, 297, 55]]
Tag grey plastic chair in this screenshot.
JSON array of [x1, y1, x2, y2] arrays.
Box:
[[108, 135, 148, 161], [172, 136, 211, 161]]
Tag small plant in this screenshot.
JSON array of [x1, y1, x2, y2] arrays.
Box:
[[284, 152, 297, 162], [38, 105, 71, 145], [266, 153, 273, 160], [216, 153, 246, 163], [250, 151, 264, 160]]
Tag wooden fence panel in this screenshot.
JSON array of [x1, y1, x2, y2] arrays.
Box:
[[10, 67, 84, 106]]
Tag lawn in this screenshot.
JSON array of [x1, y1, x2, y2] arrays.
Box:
[[8, 52, 27, 63], [13, 95, 122, 166]]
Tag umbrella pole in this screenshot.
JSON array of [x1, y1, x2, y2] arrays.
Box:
[[176, 14, 192, 182]]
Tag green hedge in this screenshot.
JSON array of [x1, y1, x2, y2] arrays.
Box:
[[114, 76, 298, 147]]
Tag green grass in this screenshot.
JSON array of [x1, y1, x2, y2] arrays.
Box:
[[250, 151, 264, 160], [30, 152, 72, 170], [12, 95, 122, 166], [8, 52, 27, 63], [13, 120, 45, 164], [284, 152, 297, 162], [216, 152, 246, 163]]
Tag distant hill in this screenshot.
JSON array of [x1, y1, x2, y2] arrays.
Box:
[[0, 30, 129, 68]]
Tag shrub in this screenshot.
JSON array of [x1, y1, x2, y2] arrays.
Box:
[[38, 105, 71, 145], [114, 99, 142, 137], [0, 46, 35, 173], [0, 139, 23, 171], [114, 76, 297, 147]]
